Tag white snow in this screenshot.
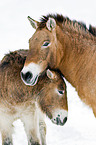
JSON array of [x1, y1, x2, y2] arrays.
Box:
[[0, 0, 96, 144]]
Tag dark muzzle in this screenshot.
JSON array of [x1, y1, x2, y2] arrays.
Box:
[[21, 71, 33, 84], [56, 117, 67, 126]]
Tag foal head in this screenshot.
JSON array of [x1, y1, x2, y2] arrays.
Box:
[[21, 15, 59, 86], [0, 49, 68, 126], [38, 69, 68, 126]]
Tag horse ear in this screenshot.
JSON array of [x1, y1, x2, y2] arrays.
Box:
[[46, 69, 57, 79], [27, 16, 39, 29], [46, 17, 56, 31]]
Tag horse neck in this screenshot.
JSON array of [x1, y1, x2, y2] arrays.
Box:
[[56, 23, 96, 88]]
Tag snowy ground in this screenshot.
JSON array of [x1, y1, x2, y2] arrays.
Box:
[[0, 0, 96, 144]]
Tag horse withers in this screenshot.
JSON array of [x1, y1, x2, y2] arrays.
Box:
[[21, 14, 96, 116], [0, 49, 68, 145]]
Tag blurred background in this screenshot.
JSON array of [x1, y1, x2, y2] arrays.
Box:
[[0, 0, 96, 145]]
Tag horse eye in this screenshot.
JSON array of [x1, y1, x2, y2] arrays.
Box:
[[42, 41, 50, 48], [58, 90, 65, 95]]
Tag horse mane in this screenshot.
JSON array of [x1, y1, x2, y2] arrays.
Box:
[[0, 49, 28, 69], [39, 14, 64, 28], [38, 14, 96, 37], [89, 25, 96, 36]]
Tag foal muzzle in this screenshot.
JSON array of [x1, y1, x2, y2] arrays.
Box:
[[51, 109, 68, 126]]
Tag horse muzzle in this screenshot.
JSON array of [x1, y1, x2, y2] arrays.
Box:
[[51, 109, 68, 126], [21, 63, 42, 86], [51, 116, 67, 126], [21, 71, 39, 86]]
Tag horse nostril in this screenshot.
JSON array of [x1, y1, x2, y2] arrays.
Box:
[[56, 117, 61, 125], [21, 71, 33, 83], [63, 117, 67, 124], [25, 72, 33, 81]]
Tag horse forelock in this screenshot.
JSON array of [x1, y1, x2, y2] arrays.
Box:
[[38, 14, 96, 37]]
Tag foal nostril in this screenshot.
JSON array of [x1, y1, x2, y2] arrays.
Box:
[[63, 117, 67, 124], [21, 71, 33, 83], [56, 116, 67, 126], [56, 117, 61, 125]]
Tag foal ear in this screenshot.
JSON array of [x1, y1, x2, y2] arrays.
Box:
[[46, 17, 56, 31], [27, 16, 39, 29], [46, 69, 57, 79]]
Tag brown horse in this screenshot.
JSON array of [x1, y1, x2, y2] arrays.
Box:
[[0, 49, 68, 145], [21, 14, 96, 117]]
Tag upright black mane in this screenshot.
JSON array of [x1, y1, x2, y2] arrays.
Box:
[[38, 14, 67, 29], [89, 25, 96, 36], [38, 14, 96, 37]]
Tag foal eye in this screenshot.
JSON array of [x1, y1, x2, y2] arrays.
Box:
[[58, 90, 65, 95], [42, 41, 50, 48]]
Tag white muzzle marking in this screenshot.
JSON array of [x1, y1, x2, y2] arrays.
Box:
[[21, 63, 42, 86]]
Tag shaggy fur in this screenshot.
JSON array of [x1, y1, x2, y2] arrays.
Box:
[[0, 49, 68, 145]]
